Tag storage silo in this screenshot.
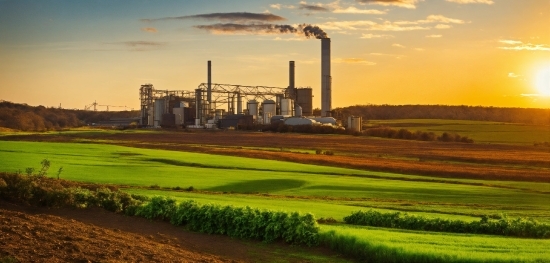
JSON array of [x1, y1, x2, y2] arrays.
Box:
[[262, 100, 276, 124], [247, 100, 259, 119], [296, 88, 313, 116], [347, 116, 362, 132], [280, 98, 293, 116], [154, 99, 166, 127], [295, 105, 302, 117]]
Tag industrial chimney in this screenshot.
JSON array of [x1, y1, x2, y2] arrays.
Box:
[[207, 61, 212, 103], [321, 38, 331, 117], [289, 61, 295, 91]]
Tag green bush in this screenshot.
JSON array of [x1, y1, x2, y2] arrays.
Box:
[[144, 198, 319, 246], [344, 210, 550, 238], [0, 172, 146, 214]]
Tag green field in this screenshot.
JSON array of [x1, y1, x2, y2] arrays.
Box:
[[366, 119, 550, 145], [1, 140, 550, 262]]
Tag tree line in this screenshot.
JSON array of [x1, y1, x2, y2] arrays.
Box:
[[334, 105, 550, 125], [0, 101, 139, 131]]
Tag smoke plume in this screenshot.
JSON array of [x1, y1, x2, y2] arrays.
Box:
[[194, 22, 328, 39], [300, 24, 328, 39]]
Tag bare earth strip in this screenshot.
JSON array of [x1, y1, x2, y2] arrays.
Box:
[[0, 201, 344, 263]]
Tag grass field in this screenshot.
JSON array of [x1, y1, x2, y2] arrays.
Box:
[[1, 139, 550, 262], [367, 119, 550, 145]]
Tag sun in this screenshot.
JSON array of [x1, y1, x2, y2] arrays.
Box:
[[535, 67, 550, 96]]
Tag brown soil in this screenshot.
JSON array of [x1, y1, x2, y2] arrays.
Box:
[[0, 201, 346, 263]]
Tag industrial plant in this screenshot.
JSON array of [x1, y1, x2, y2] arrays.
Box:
[[138, 38, 362, 132]]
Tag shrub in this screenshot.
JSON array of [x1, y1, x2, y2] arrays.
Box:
[[344, 210, 550, 238], [166, 200, 319, 246]]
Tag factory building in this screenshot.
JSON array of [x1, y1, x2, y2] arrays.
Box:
[[139, 38, 347, 129]]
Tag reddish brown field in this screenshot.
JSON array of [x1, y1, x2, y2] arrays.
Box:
[[4, 130, 550, 182], [0, 201, 344, 263]]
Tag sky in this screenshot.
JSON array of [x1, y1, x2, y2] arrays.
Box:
[[0, 0, 549, 110]]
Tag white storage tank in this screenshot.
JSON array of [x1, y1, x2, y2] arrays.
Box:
[[154, 99, 166, 127], [348, 116, 362, 132], [262, 100, 276, 124], [173, 107, 184, 125], [311, 117, 337, 126], [280, 98, 293, 116], [295, 105, 302, 117], [284, 117, 318, 126], [247, 100, 259, 119]]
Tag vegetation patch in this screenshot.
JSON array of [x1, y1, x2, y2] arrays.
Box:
[[134, 196, 319, 246], [207, 179, 307, 193], [344, 210, 550, 238]]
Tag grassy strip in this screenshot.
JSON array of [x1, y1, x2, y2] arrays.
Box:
[[344, 210, 550, 238], [319, 230, 487, 263]]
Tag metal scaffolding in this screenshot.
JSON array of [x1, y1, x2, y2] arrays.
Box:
[[139, 82, 288, 126]]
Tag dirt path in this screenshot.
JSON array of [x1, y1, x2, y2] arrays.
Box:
[[0, 201, 346, 263]]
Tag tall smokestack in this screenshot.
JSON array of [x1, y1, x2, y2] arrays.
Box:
[[321, 38, 331, 117], [289, 61, 295, 90], [207, 60, 212, 103]]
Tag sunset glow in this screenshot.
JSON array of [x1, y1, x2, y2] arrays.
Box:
[[535, 67, 550, 96], [0, 0, 549, 109]]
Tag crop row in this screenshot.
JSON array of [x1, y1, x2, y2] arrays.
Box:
[[133, 196, 319, 246], [0, 172, 319, 246], [344, 210, 550, 238]]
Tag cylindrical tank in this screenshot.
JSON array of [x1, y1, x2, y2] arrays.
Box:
[[237, 92, 242, 114], [295, 105, 302, 117], [262, 100, 276, 124], [247, 100, 259, 119], [348, 116, 362, 132], [312, 117, 337, 125], [154, 99, 166, 127], [284, 117, 317, 126], [280, 98, 293, 116]]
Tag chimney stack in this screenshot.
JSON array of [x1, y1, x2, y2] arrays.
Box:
[[289, 61, 295, 90], [321, 38, 331, 117], [207, 60, 212, 103]]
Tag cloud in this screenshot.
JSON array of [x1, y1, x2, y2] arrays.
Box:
[[394, 15, 465, 25], [142, 12, 286, 23], [435, 24, 452, 29], [426, 34, 442, 38], [141, 27, 158, 33], [499, 40, 522, 45], [499, 40, 550, 51], [392, 43, 405, 48], [275, 1, 386, 15], [270, 3, 296, 9], [322, 20, 429, 31], [321, 15, 463, 32], [335, 58, 377, 65], [508, 72, 521, 78], [360, 33, 393, 38], [299, 2, 330, 12], [333, 6, 387, 14], [356, 0, 422, 9], [446, 0, 494, 4]]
